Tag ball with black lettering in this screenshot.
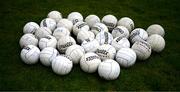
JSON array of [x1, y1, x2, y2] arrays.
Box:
[[40, 18, 56, 31], [96, 31, 113, 45], [73, 21, 89, 36], [111, 37, 130, 51], [67, 12, 83, 25], [96, 44, 116, 60], [129, 28, 148, 43], [66, 45, 85, 64], [98, 59, 120, 80], [23, 22, 39, 34], [81, 39, 100, 53], [20, 45, 40, 64], [102, 14, 117, 31], [80, 52, 101, 73], [39, 35, 57, 50], [117, 17, 134, 32], [112, 26, 129, 38], [85, 15, 100, 27], [57, 36, 76, 53], [91, 23, 109, 35], [132, 40, 152, 60], [53, 27, 70, 40]]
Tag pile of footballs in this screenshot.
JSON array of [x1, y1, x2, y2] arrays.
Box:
[[20, 11, 165, 80]]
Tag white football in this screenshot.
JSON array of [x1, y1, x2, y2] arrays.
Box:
[[95, 31, 113, 45], [77, 30, 95, 44], [117, 17, 134, 32], [81, 39, 100, 53], [73, 21, 89, 36], [112, 26, 129, 38], [102, 14, 117, 31], [40, 18, 56, 31], [147, 34, 165, 52], [98, 59, 120, 80], [111, 37, 130, 51], [52, 55, 73, 75], [85, 15, 100, 27], [20, 45, 40, 64], [57, 19, 73, 32], [39, 35, 57, 50], [65, 45, 85, 64], [23, 22, 39, 34], [53, 27, 70, 40], [47, 11, 62, 23], [57, 36, 76, 53], [116, 48, 136, 68], [96, 44, 116, 60], [80, 52, 101, 73], [35, 27, 52, 39], [146, 24, 165, 37], [129, 28, 148, 43], [40, 47, 59, 66], [132, 40, 152, 60], [67, 12, 83, 25], [19, 34, 38, 48], [91, 23, 109, 35]]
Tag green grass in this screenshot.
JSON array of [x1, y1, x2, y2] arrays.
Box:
[[0, 0, 180, 91]]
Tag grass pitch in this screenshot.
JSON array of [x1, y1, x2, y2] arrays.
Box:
[[0, 0, 180, 91]]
